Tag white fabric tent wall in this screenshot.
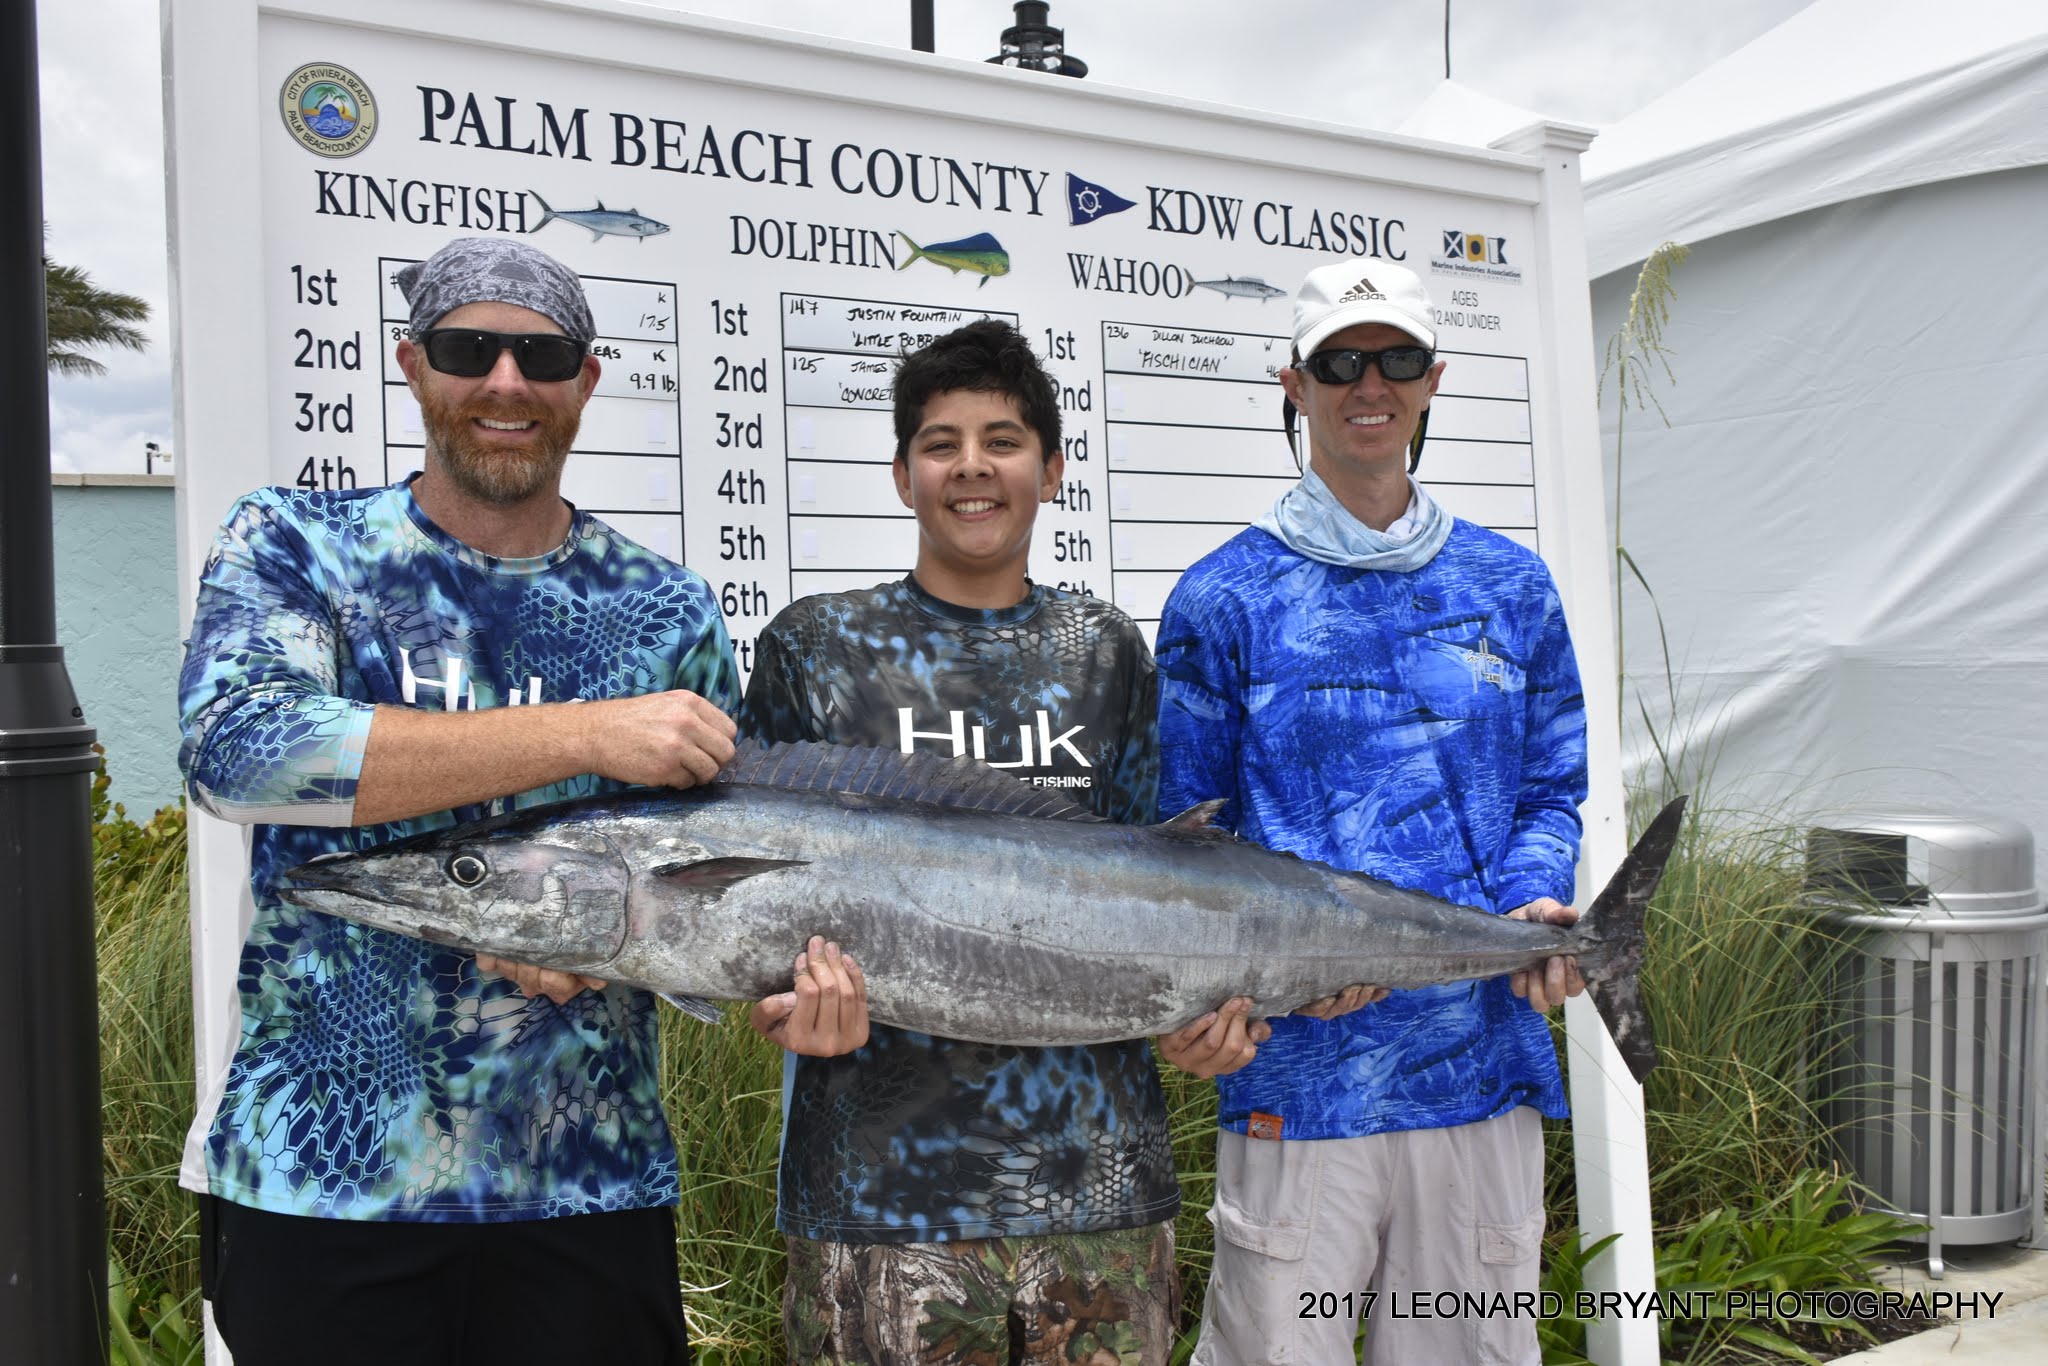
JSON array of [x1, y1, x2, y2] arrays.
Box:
[[1592, 164, 2048, 836], [1570, 0, 2048, 841]]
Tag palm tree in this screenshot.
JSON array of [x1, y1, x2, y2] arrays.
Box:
[[46, 249, 149, 377]]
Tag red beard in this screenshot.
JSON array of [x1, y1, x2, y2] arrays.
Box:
[[417, 383, 582, 506]]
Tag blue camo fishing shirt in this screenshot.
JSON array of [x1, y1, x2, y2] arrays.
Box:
[[1156, 520, 1586, 1140], [177, 479, 739, 1220], [741, 576, 1180, 1242]]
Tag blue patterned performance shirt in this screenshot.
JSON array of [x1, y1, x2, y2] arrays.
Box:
[[742, 576, 1180, 1243], [177, 479, 739, 1221], [1157, 521, 1587, 1141]]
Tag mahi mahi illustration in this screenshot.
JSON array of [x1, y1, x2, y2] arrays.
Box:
[[896, 231, 1010, 287], [532, 191, 670, 243], [284, 741, 1680, 1080]]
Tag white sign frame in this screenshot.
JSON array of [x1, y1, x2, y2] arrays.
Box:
[[163, 3, 1648, 1361]]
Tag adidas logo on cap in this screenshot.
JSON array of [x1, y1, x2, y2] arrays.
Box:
[[1336, 278, 1385, 303]]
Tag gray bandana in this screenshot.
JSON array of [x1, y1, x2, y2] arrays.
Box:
[[395, 237, 596, 346]]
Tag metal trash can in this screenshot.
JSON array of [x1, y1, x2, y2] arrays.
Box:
[[1807, 815, 2047, 1277]]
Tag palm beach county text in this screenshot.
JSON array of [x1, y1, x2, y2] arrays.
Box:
[[1297, 1288, 2001, 1322]]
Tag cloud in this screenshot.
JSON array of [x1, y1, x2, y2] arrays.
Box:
[[48, 351, 175, 475], [637, 0, 1813, 131], [38, 0, 172, 473]]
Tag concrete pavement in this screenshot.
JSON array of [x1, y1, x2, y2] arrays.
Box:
[[1830, 1243, 2048, 1363]]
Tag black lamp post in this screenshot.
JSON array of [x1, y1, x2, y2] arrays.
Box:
[[0, 1, 107, 1362], [986, 2, 1088, 77]]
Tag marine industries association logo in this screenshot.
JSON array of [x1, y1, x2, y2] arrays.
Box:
[[280, 62, 378, 159], [1431, 227, 1523, 284]]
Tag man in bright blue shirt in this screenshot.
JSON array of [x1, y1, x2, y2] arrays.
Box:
[[178, 238, 736, 1364], [1159, 259, 1587, 1366]]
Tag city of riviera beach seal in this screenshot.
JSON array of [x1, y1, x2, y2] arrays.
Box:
[[279, 62, 377, 158]]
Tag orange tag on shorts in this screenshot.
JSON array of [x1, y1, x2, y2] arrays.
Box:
[[1247, 1111, 1284, 1141]]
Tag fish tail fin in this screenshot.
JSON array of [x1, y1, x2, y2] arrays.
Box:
[[895, 232, 923, 271], [1571, 796, 1687, 1084], [531, 190, 556, 231]]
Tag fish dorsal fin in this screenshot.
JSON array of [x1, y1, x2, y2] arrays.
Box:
[[594, 199, 608, 210], [719, 739, 1103, 822], [1155, 799, 1236, 843]]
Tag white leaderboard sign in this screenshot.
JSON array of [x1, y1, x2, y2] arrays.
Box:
[[166, 3, 1649, 1362], [250, 11, 1555, 657]]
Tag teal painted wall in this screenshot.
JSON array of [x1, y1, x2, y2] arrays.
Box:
[[52, 479, 184, 817]]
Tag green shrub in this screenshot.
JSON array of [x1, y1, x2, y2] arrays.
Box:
[[93, 751, 199, 1360]]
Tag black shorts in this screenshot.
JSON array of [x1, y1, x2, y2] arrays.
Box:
[[203, 1197, 690, 1366]]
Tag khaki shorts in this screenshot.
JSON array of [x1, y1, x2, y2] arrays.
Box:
[[1193, 1107, 1546, 1366], [784, 1222, 1178, 1365]]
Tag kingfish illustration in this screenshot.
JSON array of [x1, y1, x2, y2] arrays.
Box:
[[283, 741, 1680, 1080], [895, 231, 1010, 287], [532, 192, 670, 242], [1191, 275, 1288, 302]]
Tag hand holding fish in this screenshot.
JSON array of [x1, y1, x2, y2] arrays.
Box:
[[1506, 899, 1587, 1012], [350, 690, 737, 825], [476, 954, 607, 1005], [749, 936, 871, 1057], [1292, 982, 1393, 1019], [1157, 996, 1271, 1078], [584, 689, 738, 789]]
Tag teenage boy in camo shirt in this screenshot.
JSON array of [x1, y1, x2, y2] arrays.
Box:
[[738, 320, 1268, 1364]]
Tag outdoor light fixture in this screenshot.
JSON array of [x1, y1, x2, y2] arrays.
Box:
[[985, 1, 1087, 78]]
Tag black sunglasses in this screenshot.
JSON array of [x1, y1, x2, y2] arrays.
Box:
[[1301, 345, 1435, 385], [418, 328, 587, 382]]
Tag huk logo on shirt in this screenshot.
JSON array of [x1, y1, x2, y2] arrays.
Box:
[[400, 647, 544, 710], [897, 708, 1090, 769]]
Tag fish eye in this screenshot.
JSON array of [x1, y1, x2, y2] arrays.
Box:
[[446, 853, 488, 887]]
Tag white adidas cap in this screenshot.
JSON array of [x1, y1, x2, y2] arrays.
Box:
[[1292, 258, 1437, 358]]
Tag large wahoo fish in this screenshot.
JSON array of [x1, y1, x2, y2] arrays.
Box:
[[284, 741, 1682, 1081]]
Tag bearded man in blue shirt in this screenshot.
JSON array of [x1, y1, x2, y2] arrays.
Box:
[[178, 237, 735, 1364]]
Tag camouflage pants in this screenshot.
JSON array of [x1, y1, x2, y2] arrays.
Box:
[[783, 1223, 1178, 1365]]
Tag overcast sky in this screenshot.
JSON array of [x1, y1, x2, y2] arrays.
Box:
[[36, 0, 1813, 473]]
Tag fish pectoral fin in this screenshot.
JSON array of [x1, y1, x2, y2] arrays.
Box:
[[647, 855, 808, 895], [1154, 799, 1236, 843], [657, 991, 724, 1024], [588, 227, 605, 242]]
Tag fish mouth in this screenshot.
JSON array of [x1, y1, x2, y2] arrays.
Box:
[[279, 861, 419, 917], [279, 853, 447, 927]]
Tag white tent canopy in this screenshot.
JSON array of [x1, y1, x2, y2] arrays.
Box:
[[1407, 0, 2048, 848], [1580, 0, 2048, 845], [1583, 0, 2048, 278]]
